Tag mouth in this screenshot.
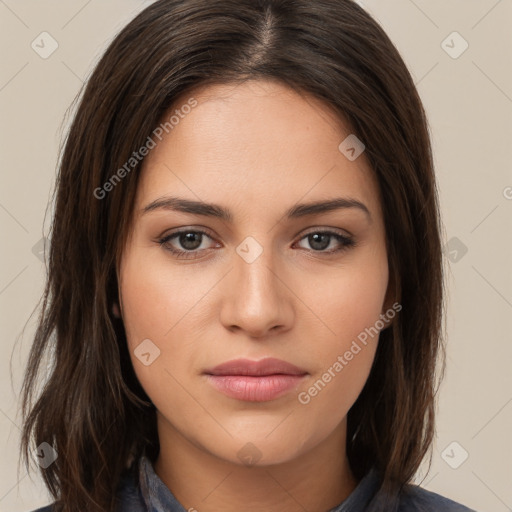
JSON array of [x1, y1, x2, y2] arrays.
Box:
[[203, 357, 308, 402]]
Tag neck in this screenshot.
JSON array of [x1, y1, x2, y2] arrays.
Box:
[[153, 415, 359, 512]]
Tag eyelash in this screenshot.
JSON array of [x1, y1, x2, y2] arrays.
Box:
[[157, 228, 356, 260]]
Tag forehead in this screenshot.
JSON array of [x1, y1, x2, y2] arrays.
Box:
[[134, 79, 382, 221]]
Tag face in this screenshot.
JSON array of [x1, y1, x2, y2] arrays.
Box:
[[118, 79, 390, 467]]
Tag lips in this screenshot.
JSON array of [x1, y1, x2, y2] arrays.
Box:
[[205, 357, 307, 377], [204, 357, 308, 402]]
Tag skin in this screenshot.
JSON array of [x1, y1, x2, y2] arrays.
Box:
[[117, 79, 392, 512]]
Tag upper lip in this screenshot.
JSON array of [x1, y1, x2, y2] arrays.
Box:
[[205, 357, 307, 376]]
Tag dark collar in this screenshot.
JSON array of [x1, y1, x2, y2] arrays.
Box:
[[137, 455, 382, 512]]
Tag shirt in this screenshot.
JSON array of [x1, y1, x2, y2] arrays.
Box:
[[32, 455, 478, 511]]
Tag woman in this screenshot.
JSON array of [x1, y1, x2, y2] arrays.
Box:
[[20, 0, 477, 511]]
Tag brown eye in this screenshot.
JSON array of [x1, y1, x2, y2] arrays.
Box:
[[158, 229, 217, 259]]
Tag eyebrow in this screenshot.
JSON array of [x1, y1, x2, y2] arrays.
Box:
[[141, 196, 372, 222]]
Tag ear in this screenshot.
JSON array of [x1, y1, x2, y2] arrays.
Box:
[[112, 301, 121, 318]]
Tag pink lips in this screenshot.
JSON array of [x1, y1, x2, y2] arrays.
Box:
[[204, 357, 308, 402]]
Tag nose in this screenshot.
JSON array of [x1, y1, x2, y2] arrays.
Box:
[[219, 243, 294, 339]]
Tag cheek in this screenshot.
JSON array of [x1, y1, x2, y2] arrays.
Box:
[[308, 253, 389, 354], [119, 250, 214, 406], [293, 254, 387, 422], [119, 250, 201, 348]]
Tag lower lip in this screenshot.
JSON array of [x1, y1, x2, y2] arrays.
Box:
[[205, 374, 306, 402]]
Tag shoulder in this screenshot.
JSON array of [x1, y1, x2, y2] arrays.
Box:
[[29, 506, 54, 512], [398, 482, 477, 511]]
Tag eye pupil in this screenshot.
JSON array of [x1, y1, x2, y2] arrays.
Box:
[[180, 232, 202, 250], [309, 233, 330, 251]]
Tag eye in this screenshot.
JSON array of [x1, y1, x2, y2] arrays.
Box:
[[158, 229, 218, 259], [158, 228, 356, 260], [294, 230, 356, 254]]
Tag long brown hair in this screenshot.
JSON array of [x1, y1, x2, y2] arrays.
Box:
[[19, 1, 445, 510]]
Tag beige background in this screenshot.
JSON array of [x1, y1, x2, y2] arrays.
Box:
[[1, 1, 511, 511]]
